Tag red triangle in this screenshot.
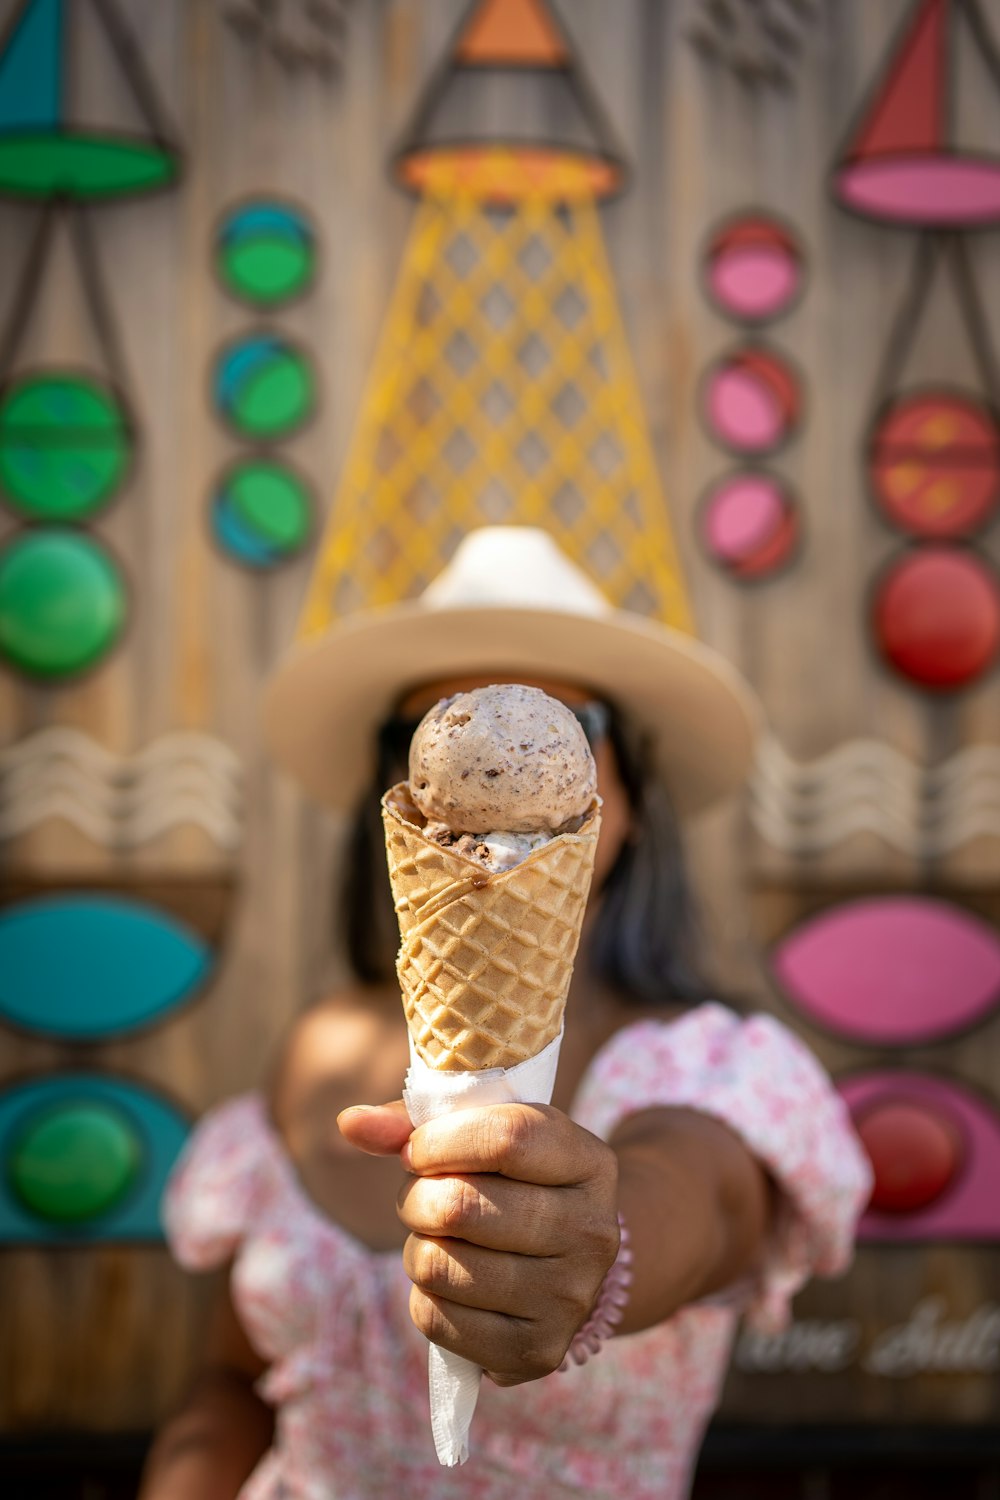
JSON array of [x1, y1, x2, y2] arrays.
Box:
[[849, 0, 950, 160], [455, 0, 568, 68]]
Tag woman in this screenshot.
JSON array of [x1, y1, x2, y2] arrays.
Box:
[[141, 527, 871, 1499]]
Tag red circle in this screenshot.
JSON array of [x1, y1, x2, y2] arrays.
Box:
[[869, 392, 1000, 538], [855, 1099, 963, 1215], [872, 547, 1000, 689]]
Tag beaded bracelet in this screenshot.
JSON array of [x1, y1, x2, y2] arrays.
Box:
[[559, 1215, 633, 1371]]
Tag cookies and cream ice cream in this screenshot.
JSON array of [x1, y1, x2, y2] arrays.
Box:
[[407, 684, 597, 869], [381, 682, 602, 1465]]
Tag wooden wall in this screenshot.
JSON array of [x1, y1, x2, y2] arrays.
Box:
[[0, 0, 999, 1435]]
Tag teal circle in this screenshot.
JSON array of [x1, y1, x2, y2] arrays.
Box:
[[212, 457, 312, 568], [8, 1099, 142, 1224], [0, 530, 127, 679], [216, 201, 316, 307], [213, 334, 316, 440], [0, 372, 131, 520]]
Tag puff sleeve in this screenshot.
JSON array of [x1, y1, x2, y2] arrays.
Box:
[[162, 1095, 268, 1271], [573, 1003, 873, 1333]]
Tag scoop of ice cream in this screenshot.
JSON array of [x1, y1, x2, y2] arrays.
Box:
[[408, 684, 597, 834]]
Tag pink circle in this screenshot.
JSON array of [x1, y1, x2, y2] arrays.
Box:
[[709, 246, 799, 321], [707, 367, 783, 450], [703, 475, 784, 560]]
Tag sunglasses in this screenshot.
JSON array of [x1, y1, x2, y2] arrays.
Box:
[[379, 697, 610, 762]]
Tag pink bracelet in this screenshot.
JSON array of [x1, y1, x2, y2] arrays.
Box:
[[558, 1215, 633, 1371]]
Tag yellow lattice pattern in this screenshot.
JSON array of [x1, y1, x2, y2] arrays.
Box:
[[298, 150, 693, 636]]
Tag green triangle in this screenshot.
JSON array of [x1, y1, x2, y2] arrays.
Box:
[[0, 0, 63, 132]]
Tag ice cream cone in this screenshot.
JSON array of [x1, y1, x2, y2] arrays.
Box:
[[381, 783, 601, 1071]]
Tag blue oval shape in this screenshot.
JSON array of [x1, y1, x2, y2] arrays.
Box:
[[0, 1074, 190, 1243], [0, 894, 212, 1039]]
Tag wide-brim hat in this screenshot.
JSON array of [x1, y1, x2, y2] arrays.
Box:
[[262, 527, 762, 816]]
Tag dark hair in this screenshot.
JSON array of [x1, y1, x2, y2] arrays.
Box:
[[338, 700, 710, 1008]]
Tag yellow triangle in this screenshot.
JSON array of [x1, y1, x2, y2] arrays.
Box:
[[455, 0, 568, 68]]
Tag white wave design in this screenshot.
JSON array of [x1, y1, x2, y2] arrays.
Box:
[[750, 734, 1000, 857], [0, 729, 244, 850]]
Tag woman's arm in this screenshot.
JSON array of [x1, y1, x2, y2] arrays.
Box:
[[611, 1104, 771, 1333], [339, 1098, 771, 1383], [138, 1271, 273, 1500]]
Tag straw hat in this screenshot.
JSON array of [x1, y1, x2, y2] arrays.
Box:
[[262, 527, 762, 816]]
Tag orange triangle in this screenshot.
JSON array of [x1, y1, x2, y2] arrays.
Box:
[[850, 0, 949, 160], [455, 0, 568, 68]]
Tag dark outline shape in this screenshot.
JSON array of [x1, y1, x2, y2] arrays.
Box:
[[389, 0, 630, 204], [868, 234, 1000, 423], [0, 0, 183, 203], [0, 205, 141, 523], [206, 449, 317, 572], [829, 0, 1000, 231], [212, 192, 321, 311], [698, 338, 806, 460], [695, 466, 803, 585], [209, 327, 321, 444], [866, 536, 1000, 696], [699, 206, 809, 328]]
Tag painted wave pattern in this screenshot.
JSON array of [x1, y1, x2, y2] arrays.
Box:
[[751, 733, 1000, 857], [0, 729, 243, 850]]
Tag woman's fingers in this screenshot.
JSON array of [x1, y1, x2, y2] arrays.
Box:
[[345, 1097, 622, 1383], [404, 1102, 611, 1186], [398, 1171, 573, 1254], [406, 1287, 563, 1386], [337, 1100, 412, 1156]]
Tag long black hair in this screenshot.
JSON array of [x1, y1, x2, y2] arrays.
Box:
[[339, 698, 710, 1008]]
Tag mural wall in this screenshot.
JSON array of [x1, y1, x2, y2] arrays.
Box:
[[0, 0, 999, 1442]]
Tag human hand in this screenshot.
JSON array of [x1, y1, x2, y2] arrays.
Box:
[[338, 1100, 619, 1385]]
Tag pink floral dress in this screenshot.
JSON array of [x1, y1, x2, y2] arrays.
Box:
[[164, 1003, 872, 1499]]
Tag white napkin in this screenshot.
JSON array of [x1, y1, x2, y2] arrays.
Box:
[[402, 1030, 564, 1466]]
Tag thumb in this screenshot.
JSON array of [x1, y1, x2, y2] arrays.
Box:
[[337, 1099, 413, 1157]]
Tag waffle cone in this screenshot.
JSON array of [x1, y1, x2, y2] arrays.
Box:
[[382, 783, 601, 1071]]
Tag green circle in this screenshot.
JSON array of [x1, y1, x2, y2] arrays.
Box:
[[228, 460, 312, 548], [216, 202, 316, 307], [0, 135, 177, 200], [215, 335, 316, 440], [0, 373, 131, 520], [0, 531, 127, 679], [8, 1099, 142, 1224]]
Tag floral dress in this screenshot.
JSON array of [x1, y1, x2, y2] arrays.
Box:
[[164, 1003, 872, 1499]]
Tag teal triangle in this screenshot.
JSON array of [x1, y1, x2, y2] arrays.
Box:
[[0, 0, 63, 132]]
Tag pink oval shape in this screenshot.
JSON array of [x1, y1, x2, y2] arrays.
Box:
[[707, 366, 783, 450], [709, 246, 800, 322], [836, 157, 1000, 228], [772, 896, 1000, 1045], [703, 475, 785, 560]]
